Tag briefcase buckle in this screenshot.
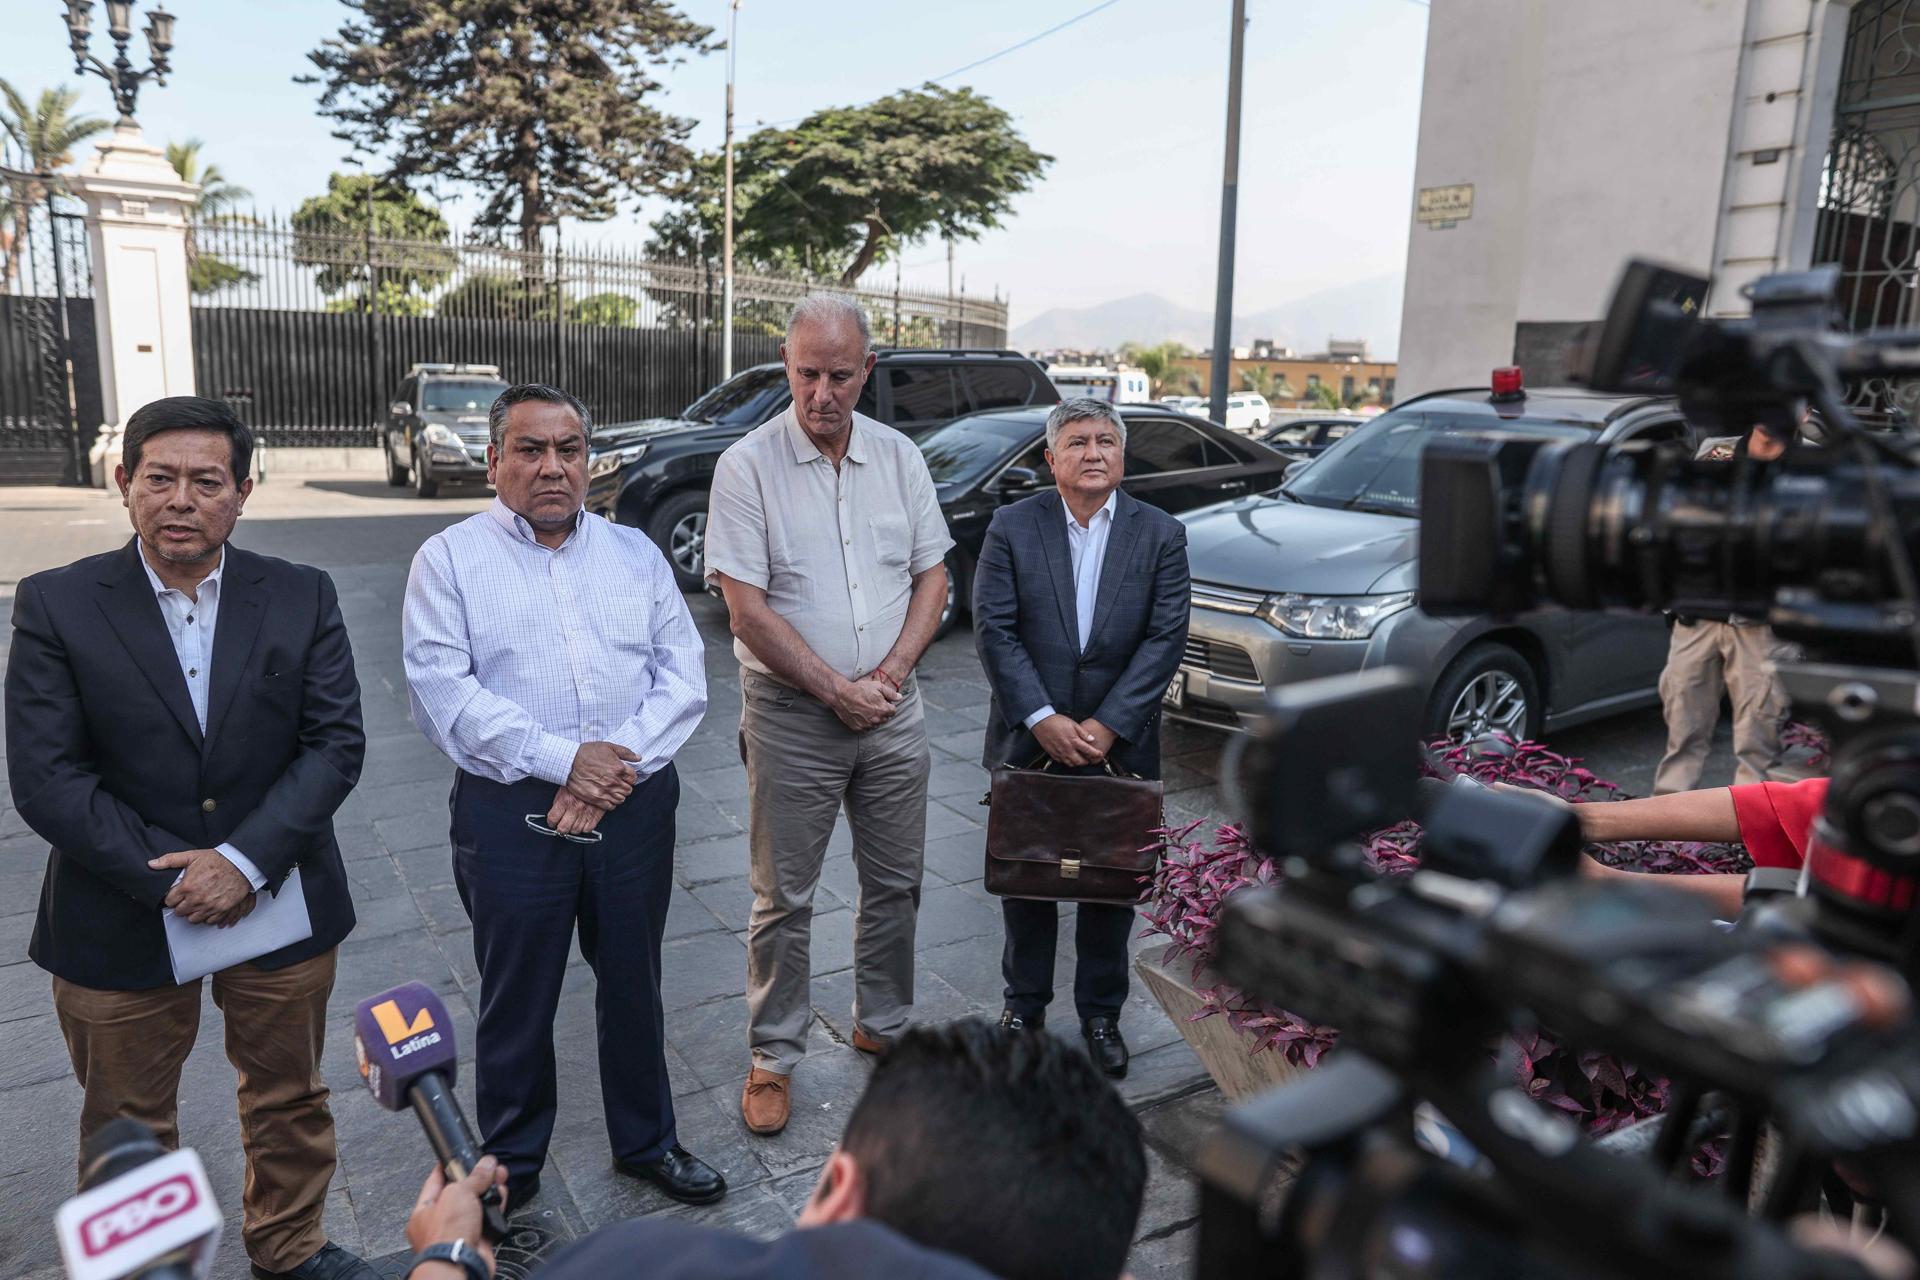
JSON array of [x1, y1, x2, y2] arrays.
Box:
[[1061, 858, 1081, 879]]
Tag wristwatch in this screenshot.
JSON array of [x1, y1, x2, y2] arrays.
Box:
[[408, 1240, 490, 1280]]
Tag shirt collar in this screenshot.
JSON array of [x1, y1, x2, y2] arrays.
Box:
[[138, 543, 225, 598], [488, 497, 584, 549], [1063, 489, 1119, 531], [784, 406, 867, 466]]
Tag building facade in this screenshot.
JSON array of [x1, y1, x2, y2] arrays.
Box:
[[1170, 354, 1398, 408], [1396, 0, 1910, 404]]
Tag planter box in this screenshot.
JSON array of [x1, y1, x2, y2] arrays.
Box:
[[1136, 952, 1304, 1102]]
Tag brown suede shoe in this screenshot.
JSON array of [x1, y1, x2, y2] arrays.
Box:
[[851, 1027, 891, 1056], [742, 1067, 791, 1135]]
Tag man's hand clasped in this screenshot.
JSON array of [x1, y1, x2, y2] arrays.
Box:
[[149, 848, 256, 927], [1032, 714, 1115, 768], [833, 670, 902, 732], [568, 741, 640, 808]]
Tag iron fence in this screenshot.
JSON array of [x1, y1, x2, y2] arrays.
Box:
[[0, 167, 96, 484], [188, 214, 1008, 445]]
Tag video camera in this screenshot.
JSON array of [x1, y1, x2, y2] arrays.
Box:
[[1193, 261, 1920, 1277]]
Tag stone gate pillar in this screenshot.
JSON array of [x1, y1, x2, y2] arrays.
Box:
[[64, 122, 199, 486]]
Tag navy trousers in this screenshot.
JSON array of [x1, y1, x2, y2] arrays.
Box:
[[1000, 898, 1135, 1023], [451, 766, 679, 1184]]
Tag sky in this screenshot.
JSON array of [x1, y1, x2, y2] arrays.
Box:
[[0, 0, 1431, 330]]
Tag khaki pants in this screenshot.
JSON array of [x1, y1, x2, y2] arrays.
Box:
[[1652, 620, 1793, 794], [51, 949, 338, 1272], [740, 667, 929, 1074]]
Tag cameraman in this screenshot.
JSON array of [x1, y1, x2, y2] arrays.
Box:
[[1652, 420, 1799, 794], [402, 1019, 1148, 1280]]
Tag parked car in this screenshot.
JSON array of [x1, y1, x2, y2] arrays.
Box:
[[586, 350, 1060, 591], [1159, 395, 1205, 414], [921, 403, 1293, 637], [1169, 376, 1695, 740], [383, 363, 509, 497], [1257, 415, 1364, 458], [1193, 393, 1271, 434]]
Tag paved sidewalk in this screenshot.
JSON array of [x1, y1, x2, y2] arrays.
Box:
[[0, 479, 1226, 1279]]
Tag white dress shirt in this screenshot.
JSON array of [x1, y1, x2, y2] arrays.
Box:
[[1024, 489, 1119, 731], [403, 500, 707, 786], [137, 546, 267, 891]]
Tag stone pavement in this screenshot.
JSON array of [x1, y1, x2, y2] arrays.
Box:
[[0, 477, 1721, 1279]]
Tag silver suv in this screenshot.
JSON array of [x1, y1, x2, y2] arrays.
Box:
[[383, 362, 509, 498], [1168, 381, 1696, 739]]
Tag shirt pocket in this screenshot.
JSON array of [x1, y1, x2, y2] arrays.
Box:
[[868, 508, 913, 570]]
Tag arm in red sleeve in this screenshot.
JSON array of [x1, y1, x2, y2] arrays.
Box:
[[1730, 777, 1829, 870]]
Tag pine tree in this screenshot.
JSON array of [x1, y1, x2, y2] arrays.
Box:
[[303, 1, 715, 253]]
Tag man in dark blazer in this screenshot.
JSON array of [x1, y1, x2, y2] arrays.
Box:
[[972, 397, 1190, 1078], [5, 396, 371, 1280]]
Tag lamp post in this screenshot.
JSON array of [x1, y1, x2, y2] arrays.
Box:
[[63, 1, 176, 126], [721, 0, 740, 381], [1207, 0, 1247, 425]]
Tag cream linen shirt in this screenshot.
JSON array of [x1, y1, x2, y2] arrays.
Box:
[[704, 407, 953, 681]]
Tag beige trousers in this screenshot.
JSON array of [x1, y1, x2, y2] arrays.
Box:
[[739, 667, 930, 1074], [1652, 619, 1794, 794]]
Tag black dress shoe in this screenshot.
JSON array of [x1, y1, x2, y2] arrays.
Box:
[[618, 1145, 727, 1205], [504, 1171, 540, 1213], [1082, 1015, 1130, 1079], [250, 1241, 379, 1280], [998, 1009, 1044, 1031]]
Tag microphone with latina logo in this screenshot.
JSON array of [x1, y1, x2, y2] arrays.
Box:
[[55, 1118, 222, 1280], [353, 981, 508, 1242]]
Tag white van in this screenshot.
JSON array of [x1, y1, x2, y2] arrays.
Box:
[[1048, 364, 1153, 404], [1192, 393, 1271, 434]]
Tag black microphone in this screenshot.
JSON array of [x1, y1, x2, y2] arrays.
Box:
[[353, 981, 509, 1242]]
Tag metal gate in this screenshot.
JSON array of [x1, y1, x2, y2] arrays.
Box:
[[0, 150, 97, 486], [1812, 0, 1920, 421]]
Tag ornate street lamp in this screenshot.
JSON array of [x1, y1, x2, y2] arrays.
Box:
[[62, 0, 175, 125]]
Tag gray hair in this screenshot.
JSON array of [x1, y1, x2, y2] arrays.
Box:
[[488, 382, 593, 448], [786, 293, 873, 354], [1045, 397, 1127, 451]]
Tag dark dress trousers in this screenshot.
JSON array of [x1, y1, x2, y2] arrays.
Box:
[[6, 539, 365, 990], [539, 1219, 995, 1280], [972, 488, 1190, 1020]]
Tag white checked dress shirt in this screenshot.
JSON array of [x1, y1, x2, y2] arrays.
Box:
[[1022, 488, 1118, 731], [137, 546, 267, 890], [403, 500, 706, 785]]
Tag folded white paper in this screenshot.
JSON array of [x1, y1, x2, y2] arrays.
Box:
[[163, 868, 314, 985]]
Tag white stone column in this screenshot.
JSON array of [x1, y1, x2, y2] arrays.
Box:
[[65, 122, 200, 486]]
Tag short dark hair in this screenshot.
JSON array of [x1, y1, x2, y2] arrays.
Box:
[[122, 396, 253, 482], [488, 383, 592, 448], [840, 1019, 1147, 1280]]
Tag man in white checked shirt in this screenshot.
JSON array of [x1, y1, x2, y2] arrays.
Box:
[[402, 384, 725, 1209]]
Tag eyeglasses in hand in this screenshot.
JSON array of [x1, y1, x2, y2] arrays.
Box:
[[524, 813, 604, 844]]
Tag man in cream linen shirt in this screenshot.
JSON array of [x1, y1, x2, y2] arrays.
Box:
[[704, 294, 952, 1136]]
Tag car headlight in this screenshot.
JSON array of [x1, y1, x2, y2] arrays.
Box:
[[422, 423, 461, 447], [1255, 591, 1414, 639], [589, 442, 648, 479]]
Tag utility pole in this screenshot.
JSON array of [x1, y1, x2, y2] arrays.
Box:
[[722, 0, 740, 380], [1208, 0, 1248, 424], [946, 236, 955, 347]]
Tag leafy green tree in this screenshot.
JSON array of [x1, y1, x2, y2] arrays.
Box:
[[166, 139, 258, 294], [671, 85, 1048, 286], [1120, 340, 1194, 398], [1238, 365, 1296, 403], [304, 1, 715, 253], [1309, 382, 1344, 412], [292, 172, 456, 315], [0, 81, 107, 294], [569, 291, 639, 326]]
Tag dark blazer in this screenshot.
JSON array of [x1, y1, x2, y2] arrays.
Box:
[[973, 489, 1189, 780], [5, 539, 365, 990]]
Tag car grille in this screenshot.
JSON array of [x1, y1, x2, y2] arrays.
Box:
[[1183, 638, 1259, 682], [1191, 582, 1266, 615]]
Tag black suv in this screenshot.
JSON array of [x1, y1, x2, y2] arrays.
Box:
[[383, 362, 509, 497], [586, 350, 1059, 590]]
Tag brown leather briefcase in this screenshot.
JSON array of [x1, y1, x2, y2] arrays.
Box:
[[983, 761, 1164, 904]]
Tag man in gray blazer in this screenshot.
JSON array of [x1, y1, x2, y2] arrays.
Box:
[[971, 397, 1190, 1077]]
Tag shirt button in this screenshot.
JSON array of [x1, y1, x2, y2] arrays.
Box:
[[188, 667, 198, 677], [201, 798, 217, 812]]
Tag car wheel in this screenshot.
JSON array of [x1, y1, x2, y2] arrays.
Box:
[[646, 490, 710, 593], [413, 447, 440, 498], [1428, 643, 1540, 744], [933, 547, 969, 641], [385, 439, 408, 487]]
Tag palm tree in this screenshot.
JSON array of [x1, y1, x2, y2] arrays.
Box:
[[0, 81, 108, 294], [1119, 339, 1194, 398], [166, 139, 258, 294]]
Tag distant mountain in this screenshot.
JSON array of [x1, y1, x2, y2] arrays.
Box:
[[1011, 273, 1404, 359]]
